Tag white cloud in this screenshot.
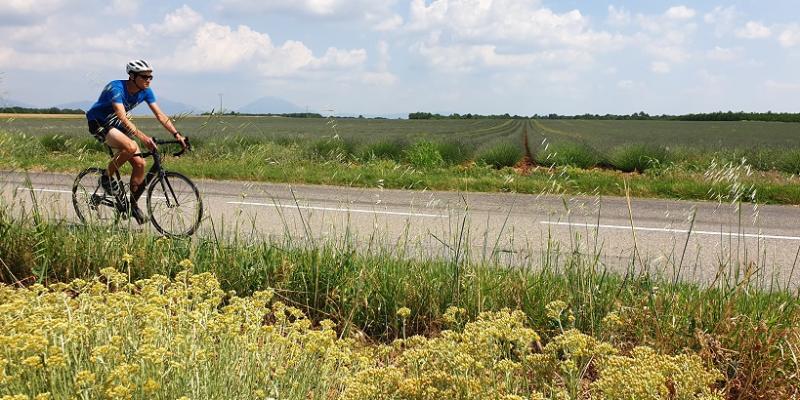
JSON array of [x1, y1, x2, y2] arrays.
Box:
[[407, 0, 622, 50], [316, 47, 367, 68], [157, 5, 204, 35], [778, 25, 800, 47], [607, 6, 630, 26], [765, 80, 800, 91], [165, 20, 368, 76], [665, 6, 695, 20], [257, 40, 315, 77], [0, 3, 372, 82], [415, 39, 591, 73], [105, 0, 139, 15], [373, 14, 403, 31], [85, 24, 148, 52], [736, 21, 771, 39], [698, 70, 723, 85], [219, 0, 398, 24], [416, 43, 533, 71], [631, 8, 698, 69], [703, 6, 739, 37], [651, 61, 671, 74], [0, 0, 66, 20], [170, 23, 270, 71], [360, 40, 397, 85], [376, 41, 390, 69], [362, 71, 397, 85], [617, 80, 634, 89], [649, 45, 689, 63], [707, 46, 740, 61]]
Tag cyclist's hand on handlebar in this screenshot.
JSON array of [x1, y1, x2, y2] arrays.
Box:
[[175, 132, 188, 149], [143, 135, 158, 151]]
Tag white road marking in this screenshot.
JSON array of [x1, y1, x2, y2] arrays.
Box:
[[15, 188, 72, 194], [228, 201, 447, 218], [540, 221, 800, 241], [16, 187, 167, 200]]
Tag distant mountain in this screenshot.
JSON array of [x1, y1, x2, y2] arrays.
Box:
[[238, 96, 304, 114], [55, 97, 197, 116], [0, 97, 35, 108], [54, 100, 92, 111]]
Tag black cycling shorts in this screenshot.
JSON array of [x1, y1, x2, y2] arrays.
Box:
[[87, 120, 134, 143]]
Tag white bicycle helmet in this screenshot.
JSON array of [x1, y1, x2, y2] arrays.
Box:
[[126, 59, 153, 74]]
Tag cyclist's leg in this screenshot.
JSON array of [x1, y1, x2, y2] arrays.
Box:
[[105, 128, 148, 199], [104, 128, 141, 178]]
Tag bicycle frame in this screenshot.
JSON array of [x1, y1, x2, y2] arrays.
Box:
[[104, 138, 189, 209]]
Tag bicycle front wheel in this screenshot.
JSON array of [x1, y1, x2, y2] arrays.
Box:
[[147, 171, 203, 237], [72, 167, 119, 226]]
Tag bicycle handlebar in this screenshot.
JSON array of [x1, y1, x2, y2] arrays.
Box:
[[151, 137, 192, 157]]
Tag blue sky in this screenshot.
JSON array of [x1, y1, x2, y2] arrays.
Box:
[[1, 0, 799, 116]]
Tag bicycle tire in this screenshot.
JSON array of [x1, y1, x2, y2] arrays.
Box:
[[146, 171, 203, 237], [72, 167, 122, 226]]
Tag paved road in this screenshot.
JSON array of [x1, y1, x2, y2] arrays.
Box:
[[2, 171, 799, 287]]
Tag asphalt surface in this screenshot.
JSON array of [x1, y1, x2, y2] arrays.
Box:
[[2, 170, 800, 287]]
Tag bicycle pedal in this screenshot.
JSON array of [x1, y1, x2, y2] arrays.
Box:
[[130, 207, 149, 225]]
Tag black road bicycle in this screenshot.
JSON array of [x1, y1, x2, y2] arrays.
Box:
[[71, 138, 203, 237]]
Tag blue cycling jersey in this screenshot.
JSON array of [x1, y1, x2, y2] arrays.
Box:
[[86, 80, 156, 124]]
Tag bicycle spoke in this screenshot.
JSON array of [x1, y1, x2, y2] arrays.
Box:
[[147, 172, 202, 237], [72, 167, 120, 226]]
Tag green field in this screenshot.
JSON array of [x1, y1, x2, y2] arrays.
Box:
[[4, 115, 800, 167], [4, 115, 799, 149], [528, 119, 800, 150], [3, 115, 800, 204], [0, 115, 512, 143]]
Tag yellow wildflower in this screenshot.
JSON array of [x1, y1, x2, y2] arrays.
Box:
[[546, 300, 568, 321], [143, 379, 161, 393], [21, 355, 42, 369], [396, 307, 411, 319], [74, 370, 96, 387]]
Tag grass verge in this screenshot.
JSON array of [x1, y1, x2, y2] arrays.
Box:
[[0, 197, 798, 397]]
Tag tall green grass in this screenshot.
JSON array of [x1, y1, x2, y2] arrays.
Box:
[[536, 141, 601, 169], [404, 140, 444, 168], [357, 137, 409, 161], [608, 144, 670, 172], [477, 141, 524, 168]]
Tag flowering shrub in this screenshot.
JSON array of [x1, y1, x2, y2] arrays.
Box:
[[0, 267, 374, 399], [0, 269, 724, 399]]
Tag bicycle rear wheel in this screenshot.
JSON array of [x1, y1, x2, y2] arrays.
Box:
[[146, 171, 203, 237], [72, 167, 121, 226]]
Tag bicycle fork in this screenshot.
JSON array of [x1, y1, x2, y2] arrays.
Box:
[[144, 154, 181, 209]]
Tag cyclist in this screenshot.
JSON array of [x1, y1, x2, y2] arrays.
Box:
[[86, 59, 186, 224]]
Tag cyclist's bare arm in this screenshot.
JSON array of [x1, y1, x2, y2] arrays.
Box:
[[111, 102, 156, 151], [148, 102, 187, 148]]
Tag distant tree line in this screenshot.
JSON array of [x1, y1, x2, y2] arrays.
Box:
[[410, 111, 800, 122], [200, 111, 324, 118], [0, 106, 84, 114], [409, 112, 528, 120]]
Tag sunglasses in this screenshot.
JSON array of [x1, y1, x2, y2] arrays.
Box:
[[137, 74, 154, 81]]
